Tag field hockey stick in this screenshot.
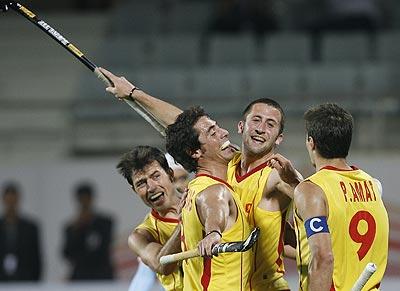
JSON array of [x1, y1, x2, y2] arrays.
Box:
[[351, 263, 377, 291], [1, 1, 166, 136], [160, 227, 260, 265]]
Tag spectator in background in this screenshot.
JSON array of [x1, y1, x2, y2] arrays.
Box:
[[62, 182, 114, 281], [0, 182, 42, 281]]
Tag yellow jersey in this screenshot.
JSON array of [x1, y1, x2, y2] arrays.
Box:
[[136, 210, 183, 291], [227, 153, 289, 291], [181, 174, 251, 291], [294, 166, 389, 291]]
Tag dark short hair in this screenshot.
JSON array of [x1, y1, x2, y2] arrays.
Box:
[[75, 182, 95, 199], [242, 98, 285, 134], [304, 103, 354, 159], [2, 181, 20, 197], [166, 106, 207, 173], [116, 146, 171, 186]]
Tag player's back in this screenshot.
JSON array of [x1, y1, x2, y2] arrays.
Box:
[[295, 166, 389, 290]]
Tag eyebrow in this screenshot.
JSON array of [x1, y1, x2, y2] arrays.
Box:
[[134, 178, 146, 187], [252, 114, 278, 123], [206, 123, 216, 134]]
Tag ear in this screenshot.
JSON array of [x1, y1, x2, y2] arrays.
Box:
[[275, 133, 284, 146], [238, 120, 244, 134], [307, 135, 316, 150], [190, 148, 202, 160], [167, 168, 174, 182]]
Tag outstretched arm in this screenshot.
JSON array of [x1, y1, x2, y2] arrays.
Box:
[[99, 67, 183, 128], [295, 181, 334, 291], [128, 225, 181, 275]]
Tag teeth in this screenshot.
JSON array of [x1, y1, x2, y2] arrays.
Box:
[[220, 140, 230, 150], [252, 136, 265, 142], [149, 192, 163, 202]]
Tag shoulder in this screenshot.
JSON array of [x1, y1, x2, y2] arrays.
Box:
[[294, 180, 327, 218], [373, 178, 383, 196], [130, 227, 156, 243], [295, 180, 325, 200], [196, 183, 232, 204]]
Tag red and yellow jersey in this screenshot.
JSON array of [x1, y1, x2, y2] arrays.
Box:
[[136, 210, 183, 291], [294, 166, 389, 291], [227, 153, 289, 291], [181, 174, 251, 291]]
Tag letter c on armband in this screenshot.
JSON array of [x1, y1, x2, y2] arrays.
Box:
[[304, 216, 330, 238]]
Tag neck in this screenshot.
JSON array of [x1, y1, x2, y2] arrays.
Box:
[[315, 157, 351, 171], [4, 211, 18, 224], [240, 147, 275, 174], [196, 159, 228, 181], [156, 191, 181, 218]]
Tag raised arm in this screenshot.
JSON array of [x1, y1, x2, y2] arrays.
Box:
[[128, 224, 181, 275], [294, 181, 334, 291], [99, 67, 183, 128], [195, 184, 233, 257]]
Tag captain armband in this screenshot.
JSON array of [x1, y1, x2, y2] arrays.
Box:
[[304, 216, 330, 238]]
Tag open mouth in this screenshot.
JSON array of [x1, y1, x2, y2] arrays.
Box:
[[251, 136, 266, 143], [149, 192, 164, 202]]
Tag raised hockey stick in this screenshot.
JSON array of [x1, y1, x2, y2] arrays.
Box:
[[1, 1, 166, 136]]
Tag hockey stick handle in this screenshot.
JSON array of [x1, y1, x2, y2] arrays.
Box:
[[160, 249, 200, 265], [8, 2, 97, 72], [351, 263, 377, 291]]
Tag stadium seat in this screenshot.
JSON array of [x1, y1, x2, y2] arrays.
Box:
[[321, 32, 371, 63], [207, 34, 257, 66], [304, 64, 361, 106], [376, 31, 400, 62], [108, 1, 163, 35], [168, 2, 213, 34], [185, 67, 247, 116], [246, 65, 303, 100], [261, 33, 311, 64], [359, 63, 400, 99], [95, 37, 151, 67], [148, 35, 201, 67]]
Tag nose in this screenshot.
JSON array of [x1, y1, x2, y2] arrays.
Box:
[[255, 122, 267, 134], [147, 179, 158, 193], [219, 126, 229, 139]]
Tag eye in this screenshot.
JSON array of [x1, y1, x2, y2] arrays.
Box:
[[135, 181, 146, 189]]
